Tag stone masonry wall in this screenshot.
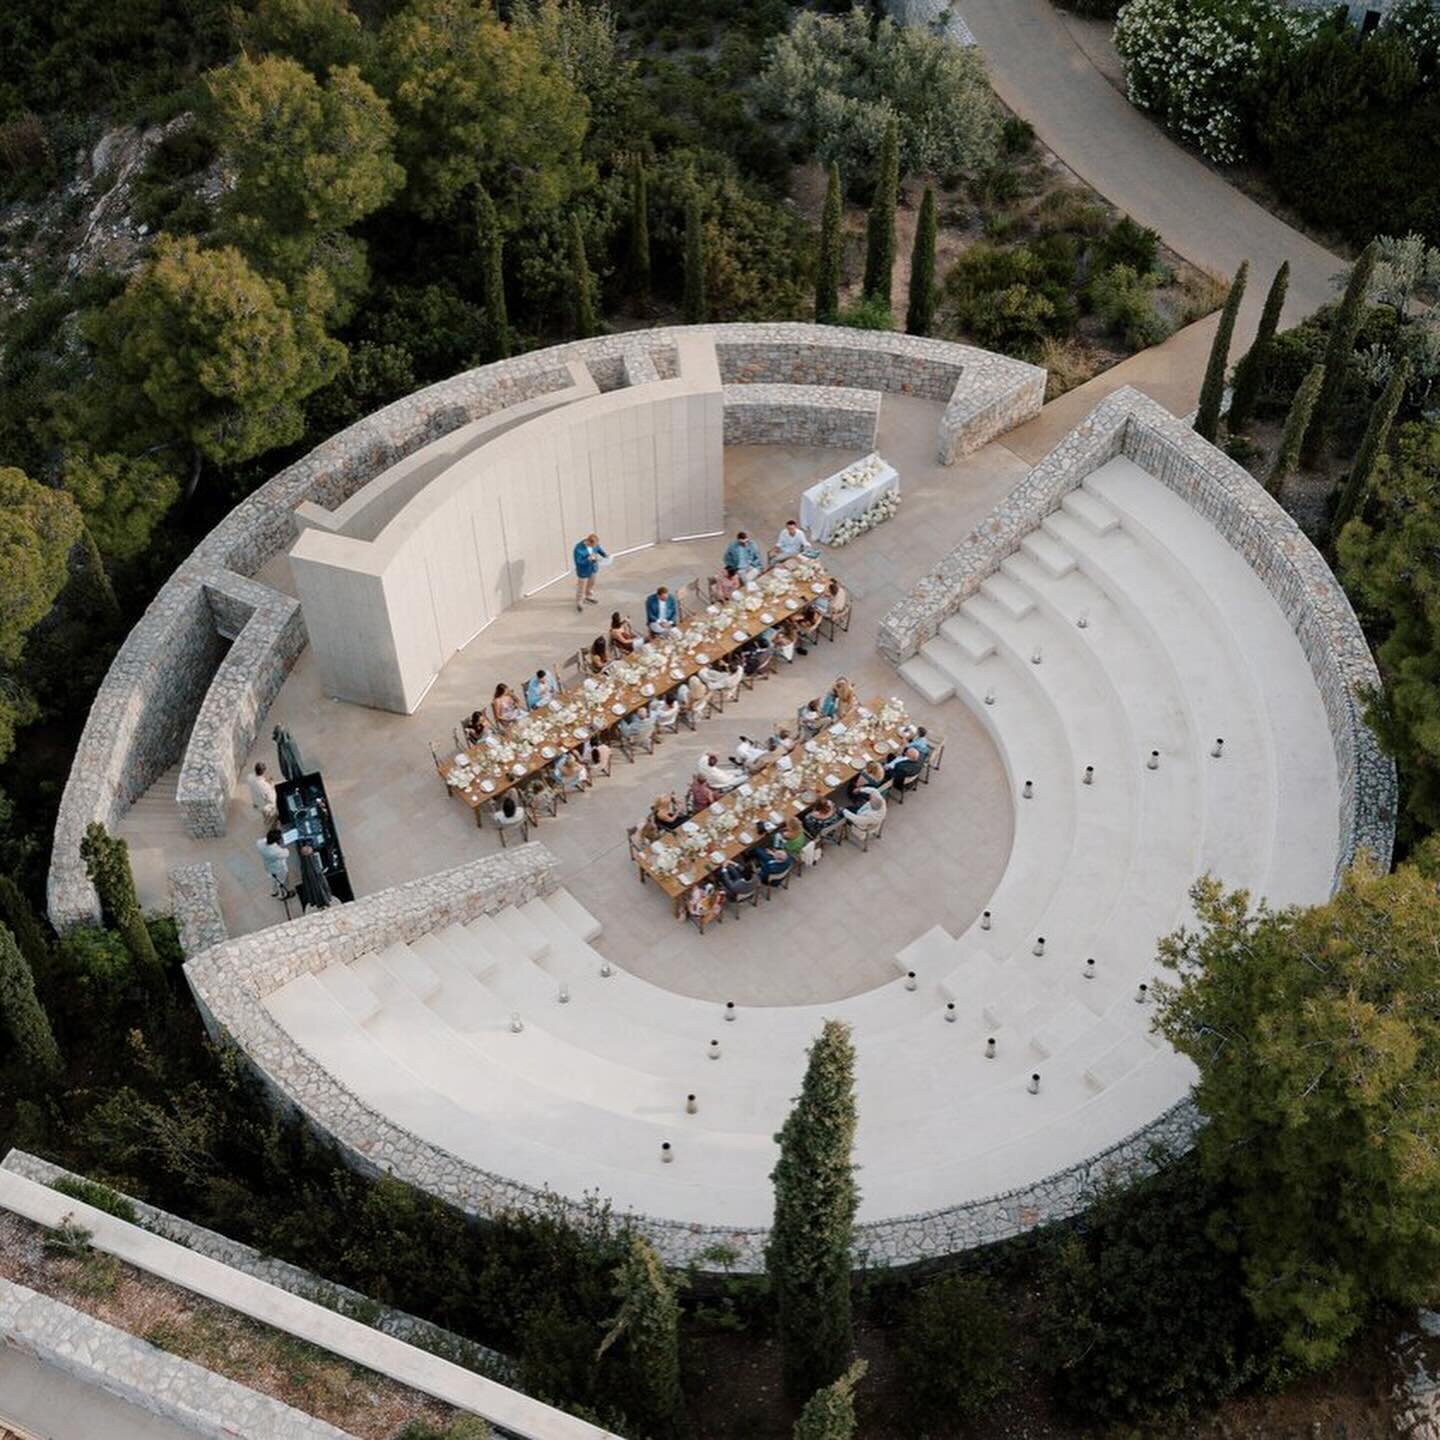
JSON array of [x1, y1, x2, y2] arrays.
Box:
[[721, 382, 881, 449], [2, 1149, 513, 1385], [49, 324, 1041, 928], [0, 1278, 356, 1440]]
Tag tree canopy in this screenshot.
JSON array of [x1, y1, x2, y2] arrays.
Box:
[[1157, 864, 1440, 1370]]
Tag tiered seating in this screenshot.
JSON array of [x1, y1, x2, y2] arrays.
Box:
[[262, 455, 1341, 1232]]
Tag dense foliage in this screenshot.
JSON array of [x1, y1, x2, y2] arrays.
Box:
[[1116, 0, 1440, 246]]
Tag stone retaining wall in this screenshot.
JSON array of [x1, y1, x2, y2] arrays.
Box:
[[721, 382, 881, 449], [877, 384, 1395, 879], [2, 1149, 513, 1385], [0, 1278, 355, 1439], [169, 863, 228, 959]]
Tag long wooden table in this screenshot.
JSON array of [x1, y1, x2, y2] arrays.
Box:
[[635, 695, 911, 906], [438, 556, 834, 823]]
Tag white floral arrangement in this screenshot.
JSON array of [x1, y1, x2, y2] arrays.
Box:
[[827, 487, 901, 548]]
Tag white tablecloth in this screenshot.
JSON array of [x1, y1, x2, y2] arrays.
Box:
[[799, 454, 899, 543]]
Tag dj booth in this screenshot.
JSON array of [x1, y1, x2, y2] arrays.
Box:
[[274, 771, 354, 904]]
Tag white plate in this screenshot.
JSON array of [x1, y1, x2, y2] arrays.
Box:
[[768, 811, 783, 825], [738, 783, 754, 796], [682, 821, 700, 834], [612, 703, 626, 715], [481, 780, 495, 793], [695, 653, 709, 665], [707, 605, 719, 614], [733, 629, 748, 642], [641, 683, 654, 696], [511, 763, 525, 776], [830, 722, 848, 735], [651, 840, 666, 852], [785, 598, 799, 610], [760, 612, 775, 624], [453, 752, 467, 765], [541, 746, 556, 759], [738, 831, 754, 845], [824, 773, 842, 787], [549, 699, 561, 711], [804, 740, 819, 753], [709, 850, 725, 864], [811, 583, 825, 594], [679, 873, 694, 885], [671, 668, 685, 680]]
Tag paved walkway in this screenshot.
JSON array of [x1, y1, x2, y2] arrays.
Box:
[[0, 1348, 197, 1440], [954, 0, 1349, 462]]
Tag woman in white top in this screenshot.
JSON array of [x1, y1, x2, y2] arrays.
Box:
[[555, 752, 590, 793], [651, 694, 681, 733], [700, 657, 742, 703], [681, 672, 710, 721]]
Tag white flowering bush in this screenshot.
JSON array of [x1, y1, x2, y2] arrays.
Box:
[[1383, 0, 1440, 78], [827, 487, 901, 547], [1114, 0, 1316, 165]]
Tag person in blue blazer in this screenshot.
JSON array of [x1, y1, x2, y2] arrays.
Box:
[[723, 530, 763, 579], [572, 533, 607, 611], [645, 585, 680, 636]]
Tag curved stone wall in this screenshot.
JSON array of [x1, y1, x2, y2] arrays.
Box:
[[48, 325, 1043, 925]]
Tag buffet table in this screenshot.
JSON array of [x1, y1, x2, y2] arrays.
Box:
[[798, 453, 899, 544]]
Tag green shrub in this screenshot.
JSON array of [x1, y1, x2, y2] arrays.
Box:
[[836, 294, 894, 331], [1000, 115, 1036, 157], [1094, 216, 1160, 277], [1090, 263, 1170, 349], [52, 1176, 138, 1224], [944, 242, 1077, 356], [894, 1273, 1011, 1425]]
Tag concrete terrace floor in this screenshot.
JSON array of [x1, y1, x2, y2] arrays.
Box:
[[120, 394, 1023, 1007]]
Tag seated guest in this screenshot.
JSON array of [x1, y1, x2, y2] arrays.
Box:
[[609, 611, 639, 655], [773, 519, 810, 560], [908, 725, 932, 761], [525, 668, 559, 709], [555, 751, 590, 793], [712, 566, 742, 602], [699, 753, 745, 792], [686, 882, 726, 929], [651, 691, 682, 732], [772, 619, 799, 663], [638, 810, 661, 844], [814, 578, 850, 623], [587, 636, 609, 674], [688, 772, 719, 813], [843, 786, 887, 835], [780, 816, 808, 860], [804, 797, 843, 839], [681, 672, 710, 722], [492, 682, 523, 728], [645, 585, 679, 636], [724, 530, 763, 579], [795, 605, 823, 649], [821, 676, 857, 719], [652, 793, 686, 831], [587, 739, 612, 776], [885, 746, 924, 785], [754, 835, 794, 885], [798, 697, 825, 738], [849, 760, 888, 801], [619, 708, 657, 748], [701, 656, 743, 703], [719, 858, 759, 903], [742, 633, 773, 677], [771, 726, 798, 756], [462, 710, 488, 746], [735, 734, 769, 771]]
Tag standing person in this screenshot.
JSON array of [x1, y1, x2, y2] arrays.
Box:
[[573, 533, 608, 611], [724, 530, 763, 580], [256, 828, 291, 888], [247, 761, 278, 822], [645, 585, 679, 636]]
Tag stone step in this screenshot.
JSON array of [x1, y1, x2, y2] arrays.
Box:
[[979, 572, 1035, 620], [897, 654, 954, 705], [1061, 488, 1121, 535], [939, 614, 996, 662], [1020, 529, 1077, 579]]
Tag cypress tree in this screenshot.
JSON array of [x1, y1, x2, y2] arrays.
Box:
[[683, 192, 707, 325], [596, 1236, 685, 1437], [1195, 260, 1248, 442], [906, 185, 937, 336], [1302, 239, 1379, 467], [0, 923, 62, 1080], [475, 186, 510, 361], [0, 874, 54, 990], [80, 822, 161, 985], [568, 213, 597, 340], [1329, 358, 1410, 544], [78, 525, 122, 626], [1228, 260, 1289, 432], [815, 162, 843, 325], [794, 1360, 867, 1440], [1268, 362, 1325, 496], [767, 1019, 859, 1397], [862, 120, 899, 306], [628, 152, 651, 301]]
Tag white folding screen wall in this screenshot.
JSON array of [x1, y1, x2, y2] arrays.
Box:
[[291, 340, 725, 713]]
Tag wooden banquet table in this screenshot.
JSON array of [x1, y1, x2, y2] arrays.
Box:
[[437, 555, 834, 824], [635, 694, 912, 908]]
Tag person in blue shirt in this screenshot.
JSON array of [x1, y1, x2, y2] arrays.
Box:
[[723, 531, 763, 579], [525, 668, 559, 709], [907, 726, 931, 761], [645, 585, 679, 636], [754, 834, 794, 887], [572, 533, 607, 612]]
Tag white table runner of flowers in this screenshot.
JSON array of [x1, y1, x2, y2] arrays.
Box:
[[798, 453, 900, 545]]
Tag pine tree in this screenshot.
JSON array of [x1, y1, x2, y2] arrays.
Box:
[[80, 822, 161, 985], [0, 923, 62, 1079], [597, 1236, 685, 1437], [794, 1360, 867, 1440], [862, 120, 899, 306], [1330, 358, 1409, 544], [568, 213, 597, 340], [1194, 260, 1248, 442], [906, 185, 937, 337], [0, 874, 54, 990], [683, 192, 707, 325], [815, 162, 843, 325], [1268, 362, 1325, 496], [628, 152, 651, 301], [475, 186, 510, 361], [767, 1019, 859, 1397], [1302, 239, 1379, 467], [1228, 260, 1289, 432]]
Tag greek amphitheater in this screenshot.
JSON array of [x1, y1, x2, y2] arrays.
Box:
[[46, 323, 1394, 1273]]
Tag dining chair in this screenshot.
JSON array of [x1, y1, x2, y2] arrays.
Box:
[[490, 802, 530, 847], [923, 734, 946, 780]]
